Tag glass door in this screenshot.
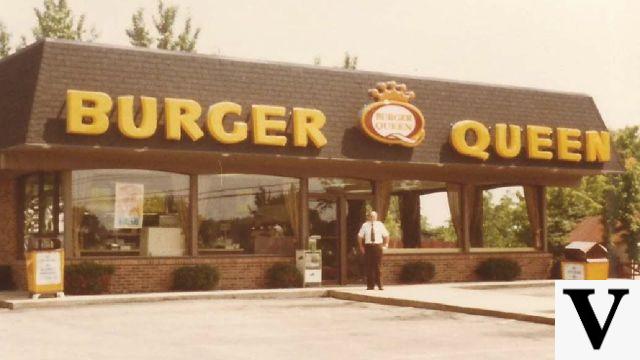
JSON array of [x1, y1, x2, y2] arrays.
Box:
[[345, 198, 374, 284], [308, 198, 340, 284]]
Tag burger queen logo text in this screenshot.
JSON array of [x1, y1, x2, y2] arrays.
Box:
[[360, 81, 426, 147]]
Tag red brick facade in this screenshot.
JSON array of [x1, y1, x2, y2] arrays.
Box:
[[65, 256, 294, 293], [382, 252, 553, 284], [2, 179, 552, 294], [0, 179, 18, 265], [0, 179, 21, 288]]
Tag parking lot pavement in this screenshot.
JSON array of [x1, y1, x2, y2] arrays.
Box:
[[0, 297, 552, 360]]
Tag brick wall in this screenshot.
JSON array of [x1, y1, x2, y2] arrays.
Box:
[[382, 251, 553, 284], [0, 179, 19, 287], [64, 256, 294, 293]]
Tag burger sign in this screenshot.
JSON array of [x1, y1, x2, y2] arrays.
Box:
[[360, 81, 426, 147]]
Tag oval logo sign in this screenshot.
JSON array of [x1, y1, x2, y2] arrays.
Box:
[[360, 81, 425, 147]]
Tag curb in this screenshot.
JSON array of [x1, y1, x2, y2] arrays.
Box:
[[1, 286, 555, 326], [0, 288, 329, 310], [327, 290, 555, 326]]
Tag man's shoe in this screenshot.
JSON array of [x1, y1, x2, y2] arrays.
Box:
[[366, 287, 374, 290], [378, 286, 384, 290]]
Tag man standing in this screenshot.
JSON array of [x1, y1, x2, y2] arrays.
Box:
[[358, 211, 389, 290]]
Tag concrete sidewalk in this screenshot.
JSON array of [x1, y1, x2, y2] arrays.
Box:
[[0, 287, 332, 310], [0, 281, 555, 325], [329, 281, 555, 325]]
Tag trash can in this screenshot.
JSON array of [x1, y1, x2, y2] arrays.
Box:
[[26, 236, 65, 299], [296, 236, 322, 287], [561, 241, 609, 280]]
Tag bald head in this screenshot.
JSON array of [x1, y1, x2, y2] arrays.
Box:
[[368, 211, 378, 221]]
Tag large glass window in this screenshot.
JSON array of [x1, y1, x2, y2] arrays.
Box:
[[309, 178, 372, 194], [198, 174, 300, 255], [21, 173, 63, 251], [385, 180, 459, 250], [474, 186, 534, 248], [72, 170, 189, 257]]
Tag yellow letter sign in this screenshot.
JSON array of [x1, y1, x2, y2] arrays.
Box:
[[66, 90, 113, 135]]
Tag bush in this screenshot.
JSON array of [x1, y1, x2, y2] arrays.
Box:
[[266, 263, 303, 288], [400, 261, 436, 284], [65, 262, 115, 295], [173, 265, 220, 291], [475, 258, 521, 281], [0, 265, 13, 290]]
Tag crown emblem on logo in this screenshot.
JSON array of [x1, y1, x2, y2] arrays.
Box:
[[368, 81, 416, 103], [360, 81, 426, 147]]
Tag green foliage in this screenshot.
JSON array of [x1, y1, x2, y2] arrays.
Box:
[[475, 258, 521, 281], [0, 22, 11, 57], [266, 263, 303, 288], [32, 0, 96, 41], [173, 18, 199, 52], [126, 9, 152, 48], [400, 261, 435, 283], [384, 195, 401, 239], [546, 176, 607, 251], [0, 265, 14, 290], [126, 0, 201, 52], [343, 52, 358, 70], [173, 265, 220, 291], [65, 262, 115, 295], [482, 190, 531, 248], [607, 126, 640, 261]]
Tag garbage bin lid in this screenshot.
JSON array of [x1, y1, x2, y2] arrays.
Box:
[[564, 241, 608, 260]]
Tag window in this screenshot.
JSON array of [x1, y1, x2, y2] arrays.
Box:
[[308, 178, 372, 194], [474, 186, 535, 248], [21, 173, 63, 251], [198, 174, 300, 255], [385, 180, 459, 250], [72, 170, 189, 256]]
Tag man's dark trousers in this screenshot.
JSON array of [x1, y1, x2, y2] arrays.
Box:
[[364, 244, 383, 289]]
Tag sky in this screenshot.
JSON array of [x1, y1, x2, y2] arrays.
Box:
[[1, 0, 638, 130], [1, 0, 638, 226]]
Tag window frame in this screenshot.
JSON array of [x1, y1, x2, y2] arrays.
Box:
[[471, 184, 538, 251], [71, 169, 192, 258], [18, 172, 63, 259], [196, 173, 304, 257], [385, 186, 463, 254]]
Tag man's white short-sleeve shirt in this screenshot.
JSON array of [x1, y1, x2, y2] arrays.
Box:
[[358, 221, 389, 244]]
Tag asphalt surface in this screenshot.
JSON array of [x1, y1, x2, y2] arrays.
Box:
[[0, 298, 553, 360]]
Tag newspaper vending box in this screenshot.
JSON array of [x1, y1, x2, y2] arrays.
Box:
[[296, 235, 322, 287], [26, 237, 65, 299]]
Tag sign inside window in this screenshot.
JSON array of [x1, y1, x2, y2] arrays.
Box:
[[114, 182, 144, 229]]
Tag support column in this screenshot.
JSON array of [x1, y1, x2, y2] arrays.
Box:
[[461, 184, 473, 252], [299, 178, 309, 250], [339, 197, 348, 284], [61, 171, 74, 258], [189, 175, 198, 256], [539, 186, 548, 252]]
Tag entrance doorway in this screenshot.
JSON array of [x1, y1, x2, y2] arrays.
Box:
[[308, 196, 373, 285]]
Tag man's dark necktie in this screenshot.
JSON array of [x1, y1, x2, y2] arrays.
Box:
[[370, 221, 376, 244]]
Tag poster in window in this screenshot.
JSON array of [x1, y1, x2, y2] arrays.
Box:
[[114, 182, 144, 229]]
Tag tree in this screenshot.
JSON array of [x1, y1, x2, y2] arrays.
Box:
[[546, 176, 608, 249], [126, 9, 152, 48], [126, 0, 201, 52], [343, 52, 358, 70], [482, 191, 531, 248], [312, 53, 358, 69], [606, 126, 640, 262], [0, 21, 10, 57], [32, 0, 97, 41]]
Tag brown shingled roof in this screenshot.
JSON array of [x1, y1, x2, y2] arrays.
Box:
[[0, 40, 624, 176]]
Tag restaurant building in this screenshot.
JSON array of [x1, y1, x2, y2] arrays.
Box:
[[0, 40, 622, 293]]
